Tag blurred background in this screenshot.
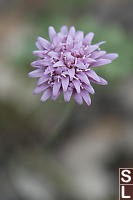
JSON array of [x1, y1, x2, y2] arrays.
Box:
[[0, 0, 133, 199]]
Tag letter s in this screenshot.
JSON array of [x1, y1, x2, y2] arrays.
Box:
[[121, 170, 131, 183]]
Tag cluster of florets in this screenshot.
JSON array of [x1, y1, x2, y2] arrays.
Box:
[[29, 26, 118, 106]]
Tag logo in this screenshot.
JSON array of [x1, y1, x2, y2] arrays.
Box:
[[119, 168, 133, 200]]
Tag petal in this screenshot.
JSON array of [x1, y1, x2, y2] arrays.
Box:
[[103, 53, 119, 60], [67, 68, 75, 80], [83, 84, 95, 94], [62, 76, 69, 92], [64, 52, 74, 63], [69, 26, 76, 38], [30, 61, 40, 68], [31, 59, 51, 67], [86, 58, 96, 62], [33, 50, 45, 58], [57, 32, 64, 42], [37, 75, 49, 85], [91, 51, 106, 59], [73, 92, 83, 104], [85, 45, 98, 54], [81, 90, 91, 106], [41, 88, 52, 102], [74, 41, 82, 50], [75, 31, 84, 42], [53, 61, 65, 67], [35, 41, 43, 50], [77, 72, 90, 85], [83, 57, 96, 64], [52, 35, 60, 47], [98, 76, 108, 85], [44, 67, 54, 75], [72, 79, 80, 93], [42, 61, 52, 67], [86, 70, 100, 82], [51, 91, 60, 101], [60, 25, 68, 34], [90, 76, 108, 85], [92, 59, 112, 67], [56, 67, 63, 74], [63, 88, 73, 102], [48, 51, 59, 59], [48, 26, 56, 41], [37, 37, 50, 50], [53, 80, 61, 96], [84, 32, 94, 45], [33, 84, 49, 94], [28, 69, 43, 77], [95, 41, 106, 46], [66, 34, 73, 48], [76, 61, 86, 69]]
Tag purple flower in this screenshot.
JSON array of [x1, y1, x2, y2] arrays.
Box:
[[29, 25, 118, 106]]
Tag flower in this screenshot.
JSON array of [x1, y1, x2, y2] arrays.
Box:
[[29, 25, 118, 106]]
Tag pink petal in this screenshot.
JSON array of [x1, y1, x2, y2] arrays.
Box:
[[62, 76, 69, 92], [64, 52, 74, 63], [60, 25, 68, 34], [44, 67, 54, 75], [86, 45, 99, 54], [91, 51, 106, 59], [48, 51, 59, 59], [57, 32, 64, 42], [52, 35, 60, 47], [33, 84, 49, 94], [95, 41, 106, 46], [48, 26, 56, 41], [72, 79, 80, 93], [63, 88, 73, 102], [41, 88, 52, 102], [81, 90, 91, 106], [53, 80, 61, 96], [75, 31, 84, 42], [37, 37, 50, 50], [66, 34, 73, 48], [53, 61, 65, 67], [37, 75, 49, 85], [77, 73, 90, 85], [86, 58, 96, 63], [83, 84, 95, 94], [90, 76, 108, 85], [42, 60, 51, 67], [67, 68, 75, 80], [69, 26, 76, 38], [103, 53, 119, 60], [30, 61, 40, 68], [86, 70, 100, 82], [35, 41, 43, 50], [92, 59, 112, 67], [28, 69, 43, 77], [56, 67, 62, 74], [33, 50, 44, 58], [31, 60, 49, 67], [98, 76, 108, 85], [73, 92, 83, 104], [51, 91, 60, 101], [76, 61, 86, 69], [74, 41, 82, 50], [84, 32, 94, 45]]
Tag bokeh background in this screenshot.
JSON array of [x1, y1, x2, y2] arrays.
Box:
[[0, 0, 133, 199]]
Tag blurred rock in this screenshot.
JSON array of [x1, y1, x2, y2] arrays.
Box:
[[11, 168, 54, 200]]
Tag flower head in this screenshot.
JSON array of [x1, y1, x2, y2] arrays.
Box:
[[29, 25, 118, 106]]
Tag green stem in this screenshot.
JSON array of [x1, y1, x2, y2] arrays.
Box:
[[46, 100, 75, 147]]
